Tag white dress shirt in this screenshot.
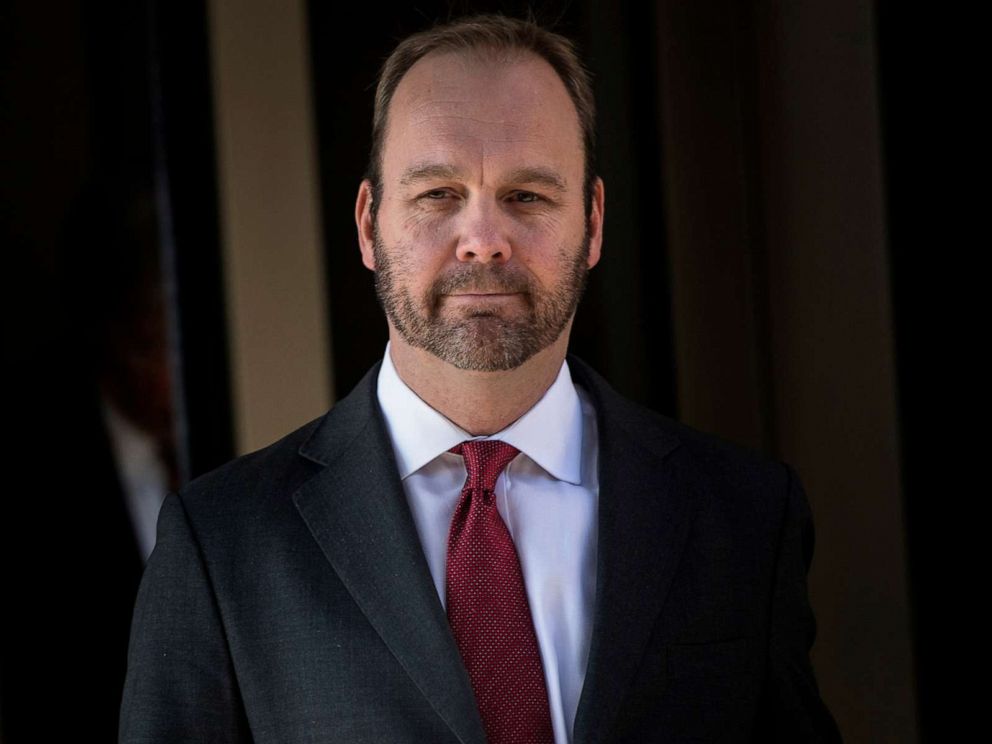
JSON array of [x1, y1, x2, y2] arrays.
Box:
[[100, 395, 169, 562], [376, 342, 600, 744]]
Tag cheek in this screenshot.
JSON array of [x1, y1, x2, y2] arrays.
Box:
[[516, 224, 575, 272], [515, 211, 576, 264], [380, 240, 445, 296], [400, 208, 457, 244]]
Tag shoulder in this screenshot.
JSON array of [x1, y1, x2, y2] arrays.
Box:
[[174, 360, 384, 529], [175, 414, 326, 526], [567, 354, 794, 507]]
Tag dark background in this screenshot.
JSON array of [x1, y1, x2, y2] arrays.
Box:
[[1, 0, 963, 741]]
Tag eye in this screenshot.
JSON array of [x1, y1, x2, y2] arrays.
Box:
[[423, 189, 449, 200], [511, 191, 541, 204]]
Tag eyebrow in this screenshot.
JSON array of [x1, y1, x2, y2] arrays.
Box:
[[505, 167, 568, 193], [399, 163, 464, 186], [398, 163, 568, 192]]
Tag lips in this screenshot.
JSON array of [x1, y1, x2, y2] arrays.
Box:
[[444, 292, 523, 303], [430, 269, 532, 306], [447, 292, 518, 297]]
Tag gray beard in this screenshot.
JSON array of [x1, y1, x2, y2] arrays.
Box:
[[372, 225, 590, 372]]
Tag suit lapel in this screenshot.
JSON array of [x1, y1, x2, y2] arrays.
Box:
[[568, 357, 697, 744], [292, 362, 486, 744]]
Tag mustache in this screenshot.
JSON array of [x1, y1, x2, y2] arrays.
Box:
[[429, 265, 533, 297]]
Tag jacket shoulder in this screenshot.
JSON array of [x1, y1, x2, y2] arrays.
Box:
[[568, 354, 793, 499], [177, 413, 326, 521], [175, 359, 383, 523]]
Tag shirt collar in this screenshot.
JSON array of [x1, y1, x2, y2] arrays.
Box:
[[376, 341, 584, 485]]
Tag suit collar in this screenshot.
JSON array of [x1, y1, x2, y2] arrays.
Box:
[[297, 361, 381, 468]]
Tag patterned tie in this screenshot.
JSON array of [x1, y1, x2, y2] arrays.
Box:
[[446, 439, 554, 744]]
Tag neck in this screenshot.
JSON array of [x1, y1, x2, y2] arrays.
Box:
[[387, 329, 571, 436]]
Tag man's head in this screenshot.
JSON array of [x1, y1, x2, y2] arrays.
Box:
[[355, 14, 605, 372], [364, 14, 599, 225]]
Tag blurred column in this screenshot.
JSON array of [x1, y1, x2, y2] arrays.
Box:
[[754, 1, 914, 740], [655, 0, 916, 740], [207, 0, 332, 454]]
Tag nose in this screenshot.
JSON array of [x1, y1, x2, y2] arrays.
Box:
[[454, 199, 512, 264]]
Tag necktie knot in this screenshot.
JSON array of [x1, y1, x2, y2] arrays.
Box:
[[449, 439, 520, 492]]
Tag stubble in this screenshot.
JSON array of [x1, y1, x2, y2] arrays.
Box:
[[372, 221, 591, 371]]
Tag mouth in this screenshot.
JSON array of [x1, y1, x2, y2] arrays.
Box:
[[446, 292, 519, 298], [443, 290, 524, 301]]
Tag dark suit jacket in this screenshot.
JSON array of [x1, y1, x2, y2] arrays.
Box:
[[119, 356, 842, 743]]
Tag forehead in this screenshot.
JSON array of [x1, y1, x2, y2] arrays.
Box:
[[381, 49, 583, 184]]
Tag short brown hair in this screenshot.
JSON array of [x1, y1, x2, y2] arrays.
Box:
[[365, 13, 597, 219]]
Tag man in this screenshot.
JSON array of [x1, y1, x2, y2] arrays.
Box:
[[120, 13, 842, 743]]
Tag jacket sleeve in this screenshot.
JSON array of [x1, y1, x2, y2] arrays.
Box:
[[752, 463, 844, 742], [119, 493, 253, 743]]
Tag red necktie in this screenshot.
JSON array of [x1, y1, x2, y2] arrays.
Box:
[[446, 440, 554, 744]]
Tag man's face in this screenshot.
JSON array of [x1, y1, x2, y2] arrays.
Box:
[[357, 49, 604, 371]]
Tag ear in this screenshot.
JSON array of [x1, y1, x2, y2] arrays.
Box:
[[586, 176, 605, 269], [355, 178, 376, 271]]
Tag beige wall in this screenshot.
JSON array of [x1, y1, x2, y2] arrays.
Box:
[[208, 0, 332, 455]]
